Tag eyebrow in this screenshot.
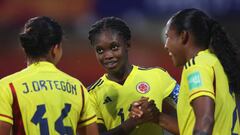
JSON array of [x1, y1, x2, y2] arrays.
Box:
[[110, 41, 119, 45]]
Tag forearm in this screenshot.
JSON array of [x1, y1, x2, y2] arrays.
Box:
[[193, 116, 214, 135], [0, 121, 12, 135], [77, 122, 99, 135], [100, 118, 137, 135], [158, 112, 179, 135], [191, 96, 215, 135]]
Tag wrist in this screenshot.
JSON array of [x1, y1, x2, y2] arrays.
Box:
[[121, 118, 138, 133]]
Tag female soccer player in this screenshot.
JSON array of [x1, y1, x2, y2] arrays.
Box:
[[131, 8, 240, 135], [164, 8, 240, 135], [0, 16, 99, 135], [87, 16, 179, 135]]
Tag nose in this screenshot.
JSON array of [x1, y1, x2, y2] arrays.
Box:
[[103, 50, 114, 59], [164, 43, 168, 50]]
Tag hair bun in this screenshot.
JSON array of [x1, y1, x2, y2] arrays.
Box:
[[19, 33, 39, 48]]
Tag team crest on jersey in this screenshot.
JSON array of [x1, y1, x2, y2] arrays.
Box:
[[136, 82, 150, 94]]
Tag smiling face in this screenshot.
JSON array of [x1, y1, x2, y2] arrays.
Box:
[[92, 30, 130, 73], [164, 20, 187, 67]]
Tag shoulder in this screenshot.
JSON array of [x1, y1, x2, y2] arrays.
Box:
[[182, 55, 216, 81], [136, 66, 173, 79], [184, 52, 218, 70], [133, 66, 177, 85], [0, 68, 28, 85], [184, 56, 197, 70], [137, 66, 168, 73], [87, 78, 105, 92], [56, 70, 82, 84]]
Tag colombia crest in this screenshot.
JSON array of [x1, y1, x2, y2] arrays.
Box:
[[136, 82, 150, 94]]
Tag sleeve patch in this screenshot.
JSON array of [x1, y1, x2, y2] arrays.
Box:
[[187, 71, 202, 91]]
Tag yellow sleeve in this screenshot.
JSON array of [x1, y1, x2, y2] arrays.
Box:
[[78, 86, 97, 127], [89, 90, 104, 124], [184, 65, 215, 102], [160, 70, 177, 99], [0, 81, 13, 125]]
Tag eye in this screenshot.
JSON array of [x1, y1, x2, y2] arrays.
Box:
[[165, 33, 168, 39], [96, 48, 103, 54], [111, 43, 119, 51]]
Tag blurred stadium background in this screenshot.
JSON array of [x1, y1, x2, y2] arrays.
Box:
[[0, 0, 240, 86]]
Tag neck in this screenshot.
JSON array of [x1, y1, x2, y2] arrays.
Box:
[[27, 57, 55, 66], [107, 64, 133, 84], [185, 45, 205, 62]]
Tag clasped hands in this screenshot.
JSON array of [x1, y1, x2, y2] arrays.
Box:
[[129, 97, 160, 125]]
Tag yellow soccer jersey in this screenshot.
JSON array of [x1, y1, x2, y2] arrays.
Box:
[[177, 49, 240, 135], [88, 65, 178, 135], [0, 61, 96, 135]]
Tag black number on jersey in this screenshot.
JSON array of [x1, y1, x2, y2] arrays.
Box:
[[117, 108, 125, 124], [231, 107, 238, 135], [31, 104, 73, 135]]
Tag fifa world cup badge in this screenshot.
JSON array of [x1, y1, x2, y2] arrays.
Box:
[[136, 82, 150, 94]]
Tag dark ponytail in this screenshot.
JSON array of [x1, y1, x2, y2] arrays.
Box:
[[209, 20, 240, 95], [170, 8, 240, 95]]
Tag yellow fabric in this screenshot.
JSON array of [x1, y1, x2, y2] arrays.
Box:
[[89, 65, 177, 135], [177, 49, 240, 135], [0, 61, 96, 135]]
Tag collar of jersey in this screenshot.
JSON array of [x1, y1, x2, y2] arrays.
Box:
[[26, 61, 57, 71], [102, 65, 137, 86]]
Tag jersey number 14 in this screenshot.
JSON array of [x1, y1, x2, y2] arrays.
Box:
[[31, 104, 73, 135]]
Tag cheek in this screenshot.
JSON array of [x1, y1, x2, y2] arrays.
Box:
[[175, 48, 186, 66], [166, 39, 174, 50], [170, 39, 180, 53], [116, 50, 123, 58], [95, 53, 103, 63]]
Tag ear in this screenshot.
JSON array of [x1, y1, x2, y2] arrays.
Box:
[[51, 44, 60, 58], [180, 31, 189, 45], [126, 40, 131, 48]]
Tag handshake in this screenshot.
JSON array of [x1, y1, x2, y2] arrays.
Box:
[[129, 97, 160, 125], [122, 97, 178, 134]]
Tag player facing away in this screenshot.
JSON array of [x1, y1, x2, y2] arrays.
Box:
[[87, 16, 179, 135], [131, 8, 240, 135], [0, 16, 99, 135]]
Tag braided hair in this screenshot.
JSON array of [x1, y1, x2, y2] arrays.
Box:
[[169, 8, 240, 95], [88, 17, 131, 45]]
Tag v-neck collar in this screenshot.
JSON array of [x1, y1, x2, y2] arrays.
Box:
[[102, 65, 137, 87]]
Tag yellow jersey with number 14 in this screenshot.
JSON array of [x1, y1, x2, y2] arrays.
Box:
[[177, 49, 240, 135], [0, 61, 96, 135], [88, 65, 178, 135]]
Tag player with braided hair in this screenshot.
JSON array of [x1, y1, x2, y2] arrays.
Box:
[[88, 16, 180, 135]]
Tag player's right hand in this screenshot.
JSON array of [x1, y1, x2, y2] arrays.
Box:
[[129, 97, 160, 124]]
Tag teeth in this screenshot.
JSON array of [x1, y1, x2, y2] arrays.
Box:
[[105, 61, 116, 67], [107, 62, 114, 65]]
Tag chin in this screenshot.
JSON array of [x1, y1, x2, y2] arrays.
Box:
[[107, 67, 122, 74]]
